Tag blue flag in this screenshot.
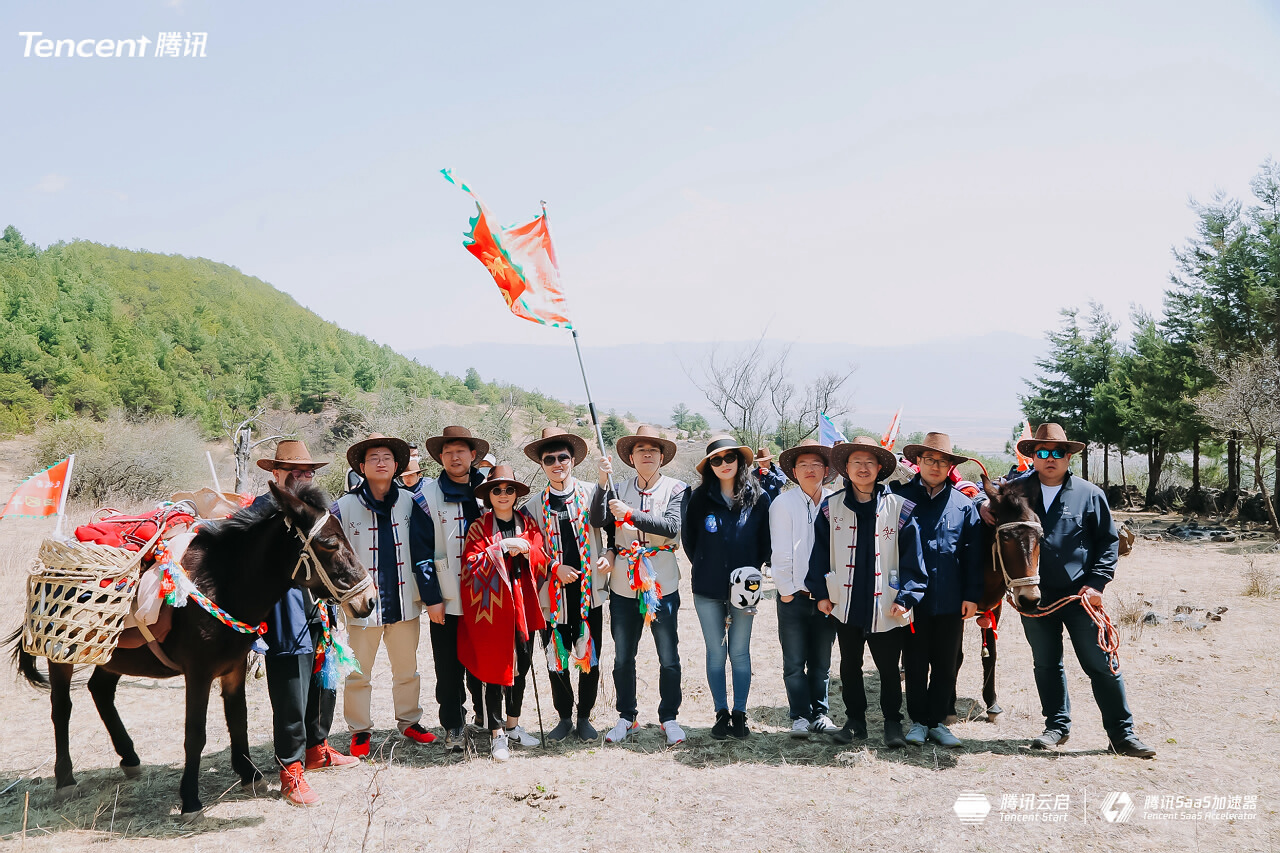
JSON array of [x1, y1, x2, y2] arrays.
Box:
[[818, 412, 847, 447]]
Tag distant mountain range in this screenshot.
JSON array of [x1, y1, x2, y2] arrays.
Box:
[[404, 332, 1046, 453]]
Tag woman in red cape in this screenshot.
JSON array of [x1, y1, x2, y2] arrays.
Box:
[[459, 464, 549, 760]]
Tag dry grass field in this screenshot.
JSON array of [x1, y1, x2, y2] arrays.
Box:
[[0, 495, 1277, 851]]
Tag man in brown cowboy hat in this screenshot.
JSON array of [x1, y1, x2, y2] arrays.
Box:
[[251, 440, 357, 806], [890, 432, 983, 749], [770, 438, 840, 738], [592, 424, 689, 745], [753, 446, 787, 502], [418, 425, 491, 751], [334, 434, 440, 758], [525, 427, 612, 742], [977, 423, 1154, 758]]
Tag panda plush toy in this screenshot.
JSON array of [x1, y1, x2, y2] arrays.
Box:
[[729, 567, 764, 614]]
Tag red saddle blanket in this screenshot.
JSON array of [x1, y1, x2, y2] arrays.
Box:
[[75, 508, 195, 551]]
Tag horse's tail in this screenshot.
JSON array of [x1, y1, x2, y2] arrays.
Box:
[[7, 625, 48, 689]]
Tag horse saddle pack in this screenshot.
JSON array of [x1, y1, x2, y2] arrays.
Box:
[[75, 506, 196, 551]]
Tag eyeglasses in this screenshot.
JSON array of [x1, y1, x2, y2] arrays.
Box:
[[541, 453, 573, 465], [1034, 449, 1067, 460], [708, 453, 738, 468], [917, 455, 951, 468], [489, 485, 518, 496], [794, 460, 827, 470]]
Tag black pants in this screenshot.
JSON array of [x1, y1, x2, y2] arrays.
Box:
[[430, 614, 467, 732], [543, 605, 603, 721], [477, 635, 534, 730], [904, 612, 964, 727], [835, 621, 914, 725], [264, 624, 335, 767]]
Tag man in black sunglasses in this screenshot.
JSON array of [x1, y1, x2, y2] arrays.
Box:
[[977, 422, 1154, 759]]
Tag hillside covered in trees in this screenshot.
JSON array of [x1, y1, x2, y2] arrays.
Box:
[[0, 228, 560, 435]]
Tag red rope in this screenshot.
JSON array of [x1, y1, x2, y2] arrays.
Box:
[[1011, 592, 1121, 674]]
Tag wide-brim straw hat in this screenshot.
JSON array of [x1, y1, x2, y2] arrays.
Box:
[[1016, 422, 1085, 457], [616, 424, 677, 468], [256, 439, 329, 472], [346, 433, 411, 476], [754, 447, 774, 466], [779, 438, 835, 485], [902, 432, 972, 468], [524, 426, 589, 466], [425, 425, 491, 464], [831, 435, 898, 481], [695, 435, 755, 476], [474, 464, 530, 500]]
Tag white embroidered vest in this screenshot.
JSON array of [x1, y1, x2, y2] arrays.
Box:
[[610, 475, 685, 599], [336, 489, 420, 628], [826, 488, 914, 632], [420, 478, 479, 617]]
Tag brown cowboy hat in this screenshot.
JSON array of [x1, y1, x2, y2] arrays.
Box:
[[902, 432, 972, 468], [778, 438, 834, 485], [615, 424, 677, 468], [524, 426, 589, 466], [256, 439, 329, 472], [400, 450, 423, 478], [695, 435, 755, 476], [754, 447, 775, 465], [1016, 422, 1085, 457], [474, 464, 530, 501], [424, 425, 491, 464], [831, 435, 898, 481], [346, 433, 411, 476]]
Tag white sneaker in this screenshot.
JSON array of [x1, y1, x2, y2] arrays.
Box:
[[811, 714, 839, 734], [790, 718, 812, 739], [928, 725, 962, 748], [506, 725, 539, 748], [605, 718, 639, 743], [905, 723, 928, 746], [490, 733, 510, 761], [662, 720, 686, 745]]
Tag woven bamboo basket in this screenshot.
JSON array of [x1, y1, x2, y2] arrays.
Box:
[[22, 534, 157, 666]]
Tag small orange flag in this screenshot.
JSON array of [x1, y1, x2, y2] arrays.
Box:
[[2, 457, 71, 519], [1015, 420, 1034, 472]]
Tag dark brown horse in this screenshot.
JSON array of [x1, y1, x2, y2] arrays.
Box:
[[10, 482, 377, 819], [959, 475, 1044, 719]]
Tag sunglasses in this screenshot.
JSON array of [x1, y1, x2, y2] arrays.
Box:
[[489, 485, 519, 496], [708, 453, 739, 468], [541, 453, 573, 465], [1034, 448, 1067, 459]]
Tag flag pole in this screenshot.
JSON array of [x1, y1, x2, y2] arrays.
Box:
[[52, 454, 75, 539], [207, 450, 223, 493]]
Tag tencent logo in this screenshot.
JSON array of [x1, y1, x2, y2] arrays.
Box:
[[1101, 791, 1135, 823], [954, 791, 992, 824]]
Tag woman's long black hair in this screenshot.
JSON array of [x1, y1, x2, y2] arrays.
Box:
[[697, 450, 763, 509]]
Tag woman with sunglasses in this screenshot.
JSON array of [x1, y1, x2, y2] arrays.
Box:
[[458, 465, 549, 761], [681, 435, 772, 739]]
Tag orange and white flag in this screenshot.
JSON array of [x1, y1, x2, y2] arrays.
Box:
[[2, 457, 71, 519], [1014, 420, 1034, 472]]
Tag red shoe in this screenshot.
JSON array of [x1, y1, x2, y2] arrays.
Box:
[[305, 740, 360, 770], [350, 731, 371, 758], [402, 723, 438, 744], [279, 762, 319, 807]]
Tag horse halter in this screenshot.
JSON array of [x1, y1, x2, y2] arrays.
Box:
[[993, 519, 1043, 591], [285, 511, 373, 606]]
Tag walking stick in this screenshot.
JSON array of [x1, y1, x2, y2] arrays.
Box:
[[530, 632, 547, 748]]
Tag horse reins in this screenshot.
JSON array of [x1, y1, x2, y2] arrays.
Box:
[[284, 511, 373, 607]]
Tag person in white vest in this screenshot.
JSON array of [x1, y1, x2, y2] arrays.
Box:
[[333, 434, 439, 758], [806, 436, 928, 748], [770, 438, 839, 739], [525, 427, 612, 742], [419, 425, 490, 752], [591, 424, 689, 746]]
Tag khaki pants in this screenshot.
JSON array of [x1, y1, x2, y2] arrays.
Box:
[[344, 618, 423, 734]]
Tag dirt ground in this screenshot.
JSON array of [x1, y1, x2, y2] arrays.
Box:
[[0, 507, 1277, 852]]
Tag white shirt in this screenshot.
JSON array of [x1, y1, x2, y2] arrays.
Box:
[[769, 485, 832, 597], [1041, 482, 1063, 511]]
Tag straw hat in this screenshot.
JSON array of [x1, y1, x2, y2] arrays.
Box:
[[256, 439, 329, 472], [830, 435, 897, 481], [474, 464, 530, 501], [400, 451, 423, 478], [695, 435, 755, 476], [424, 425, 491, 464], [1015, 422, 1085, 457], [902, 432, 971, 468], [346, 433, 411, 476], [615, 424, 677, 468], [524, 426, 589, 466], [778, 438, 834, 485]]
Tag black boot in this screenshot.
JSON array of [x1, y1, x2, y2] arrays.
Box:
[[884, 720, 907, 748], [832, 716, 867, 744], [730, 711, 750, 740], [710, 709, 731, 740]]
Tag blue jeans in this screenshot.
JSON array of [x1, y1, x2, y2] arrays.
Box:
[[693, 594, 754, 713], [1021, 600, 1135, 740], [610, 591, 682, 723], [776, 595, 837, 721]]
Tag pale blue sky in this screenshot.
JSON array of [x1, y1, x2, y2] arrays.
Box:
[[4, 1, 1279, 352]]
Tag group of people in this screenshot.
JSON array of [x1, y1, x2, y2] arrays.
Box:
[[250, 420, 1154, 807]]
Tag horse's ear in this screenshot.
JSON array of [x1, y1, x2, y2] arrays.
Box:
[[982, 474, 1000, 501], [268, 480, 308, 523]]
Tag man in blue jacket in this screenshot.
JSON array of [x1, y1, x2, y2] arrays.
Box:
[[892, 433, 982, 749], [752, 447, 787, 502], [979, 423, 1154, 758]]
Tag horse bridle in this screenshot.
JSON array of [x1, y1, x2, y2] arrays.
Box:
[[993, 519, 1043, 591], [285, 511, 373, 606]]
